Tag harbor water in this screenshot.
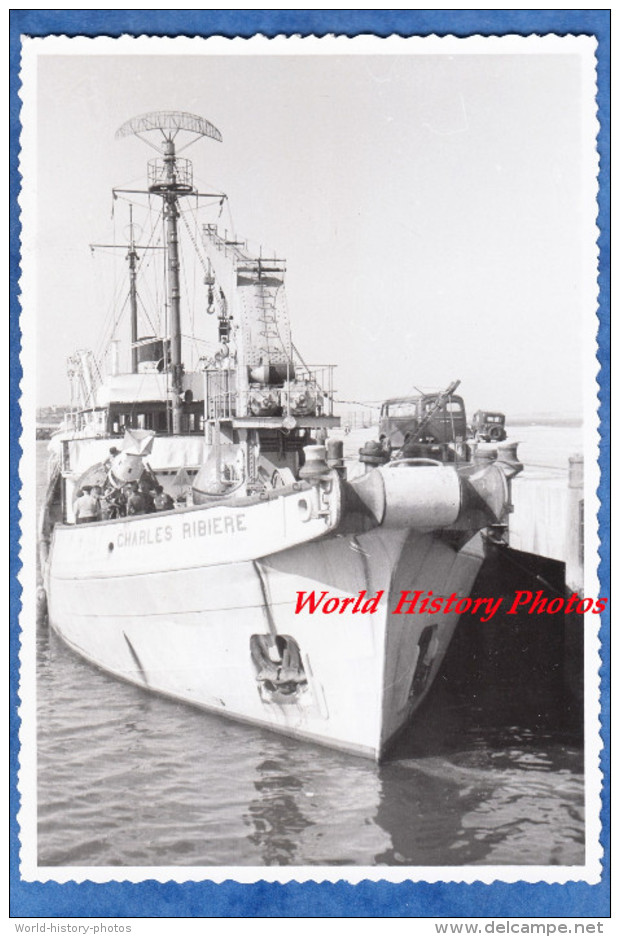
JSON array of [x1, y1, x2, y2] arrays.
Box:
[[35, 427, 586, 867]]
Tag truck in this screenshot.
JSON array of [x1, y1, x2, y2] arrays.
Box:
[[377, 381, 470, 463]]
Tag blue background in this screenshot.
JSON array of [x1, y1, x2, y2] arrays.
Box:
[[9, 8, 610, 919]]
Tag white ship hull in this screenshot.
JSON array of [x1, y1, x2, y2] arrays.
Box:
[[46, 498, 485, 760]]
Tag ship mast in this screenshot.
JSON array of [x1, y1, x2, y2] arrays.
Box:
[[127, 204, 139, 374], [90, 205, 163, 376], [116, 111, 223, 433], [161, 142, 183, 398]]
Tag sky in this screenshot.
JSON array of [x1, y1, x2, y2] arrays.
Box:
[[29, 39, 598, 417]]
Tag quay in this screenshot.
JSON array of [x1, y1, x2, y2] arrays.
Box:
[[508, 452, 584, 596], [505, 447, 585, 710]]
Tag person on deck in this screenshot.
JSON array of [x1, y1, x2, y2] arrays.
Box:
[[153, 485, 174, 512], [105, 485, 126, 518], [139, 479, 156, 514], [97, 486, 116, 521], [74, 487, 99, 524], [91, 485, 104, 520], [126, 481, 146, 516], [103, 447, 121, 472]]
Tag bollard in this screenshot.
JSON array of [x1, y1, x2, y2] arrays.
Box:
[[473, 445, 497, 468], [299, 444, 330, 480], [326, 438, 346, 476], [496, 440, 524, 478], [359, 440, 390, 473]]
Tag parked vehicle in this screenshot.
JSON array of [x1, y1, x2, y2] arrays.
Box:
[[471, 410, 507, 443], [378, 381, 469, 462]]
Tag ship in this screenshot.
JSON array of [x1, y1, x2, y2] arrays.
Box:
[[39, 111, 522, 760]]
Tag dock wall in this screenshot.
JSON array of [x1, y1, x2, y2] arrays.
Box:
[[508, 453, 584, 594]]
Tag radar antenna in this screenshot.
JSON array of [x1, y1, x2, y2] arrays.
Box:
[[116, 111, 223, 434], [116, 111, 222, 145]]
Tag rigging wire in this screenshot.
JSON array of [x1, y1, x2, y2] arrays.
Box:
[[104, 293, 131, 360], [192, 195, 201, 364], [137, 292, 158, 337], [89, 197, 167, 379], [90, 253, 121, 365], [112, 172, 152, 193], [84, 171, 251, 390], [112, 198, 117, 350], [180, 333, 216, 345], [191, 170, 235, 242], [178, 232, 199, 370], [108, 199, 163, 352], [80, 170, 227, 393], [133, 215, 164, 338], [179, 204, 211, 277], [178, 196, 234, 368], [148, 193, 163, 335], [335, 398, 385, 407], [92, 206, 133, 374]]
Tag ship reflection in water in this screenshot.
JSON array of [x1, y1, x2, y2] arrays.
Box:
[[375, 727, 583, 867], [240, 715, 583, 868]]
